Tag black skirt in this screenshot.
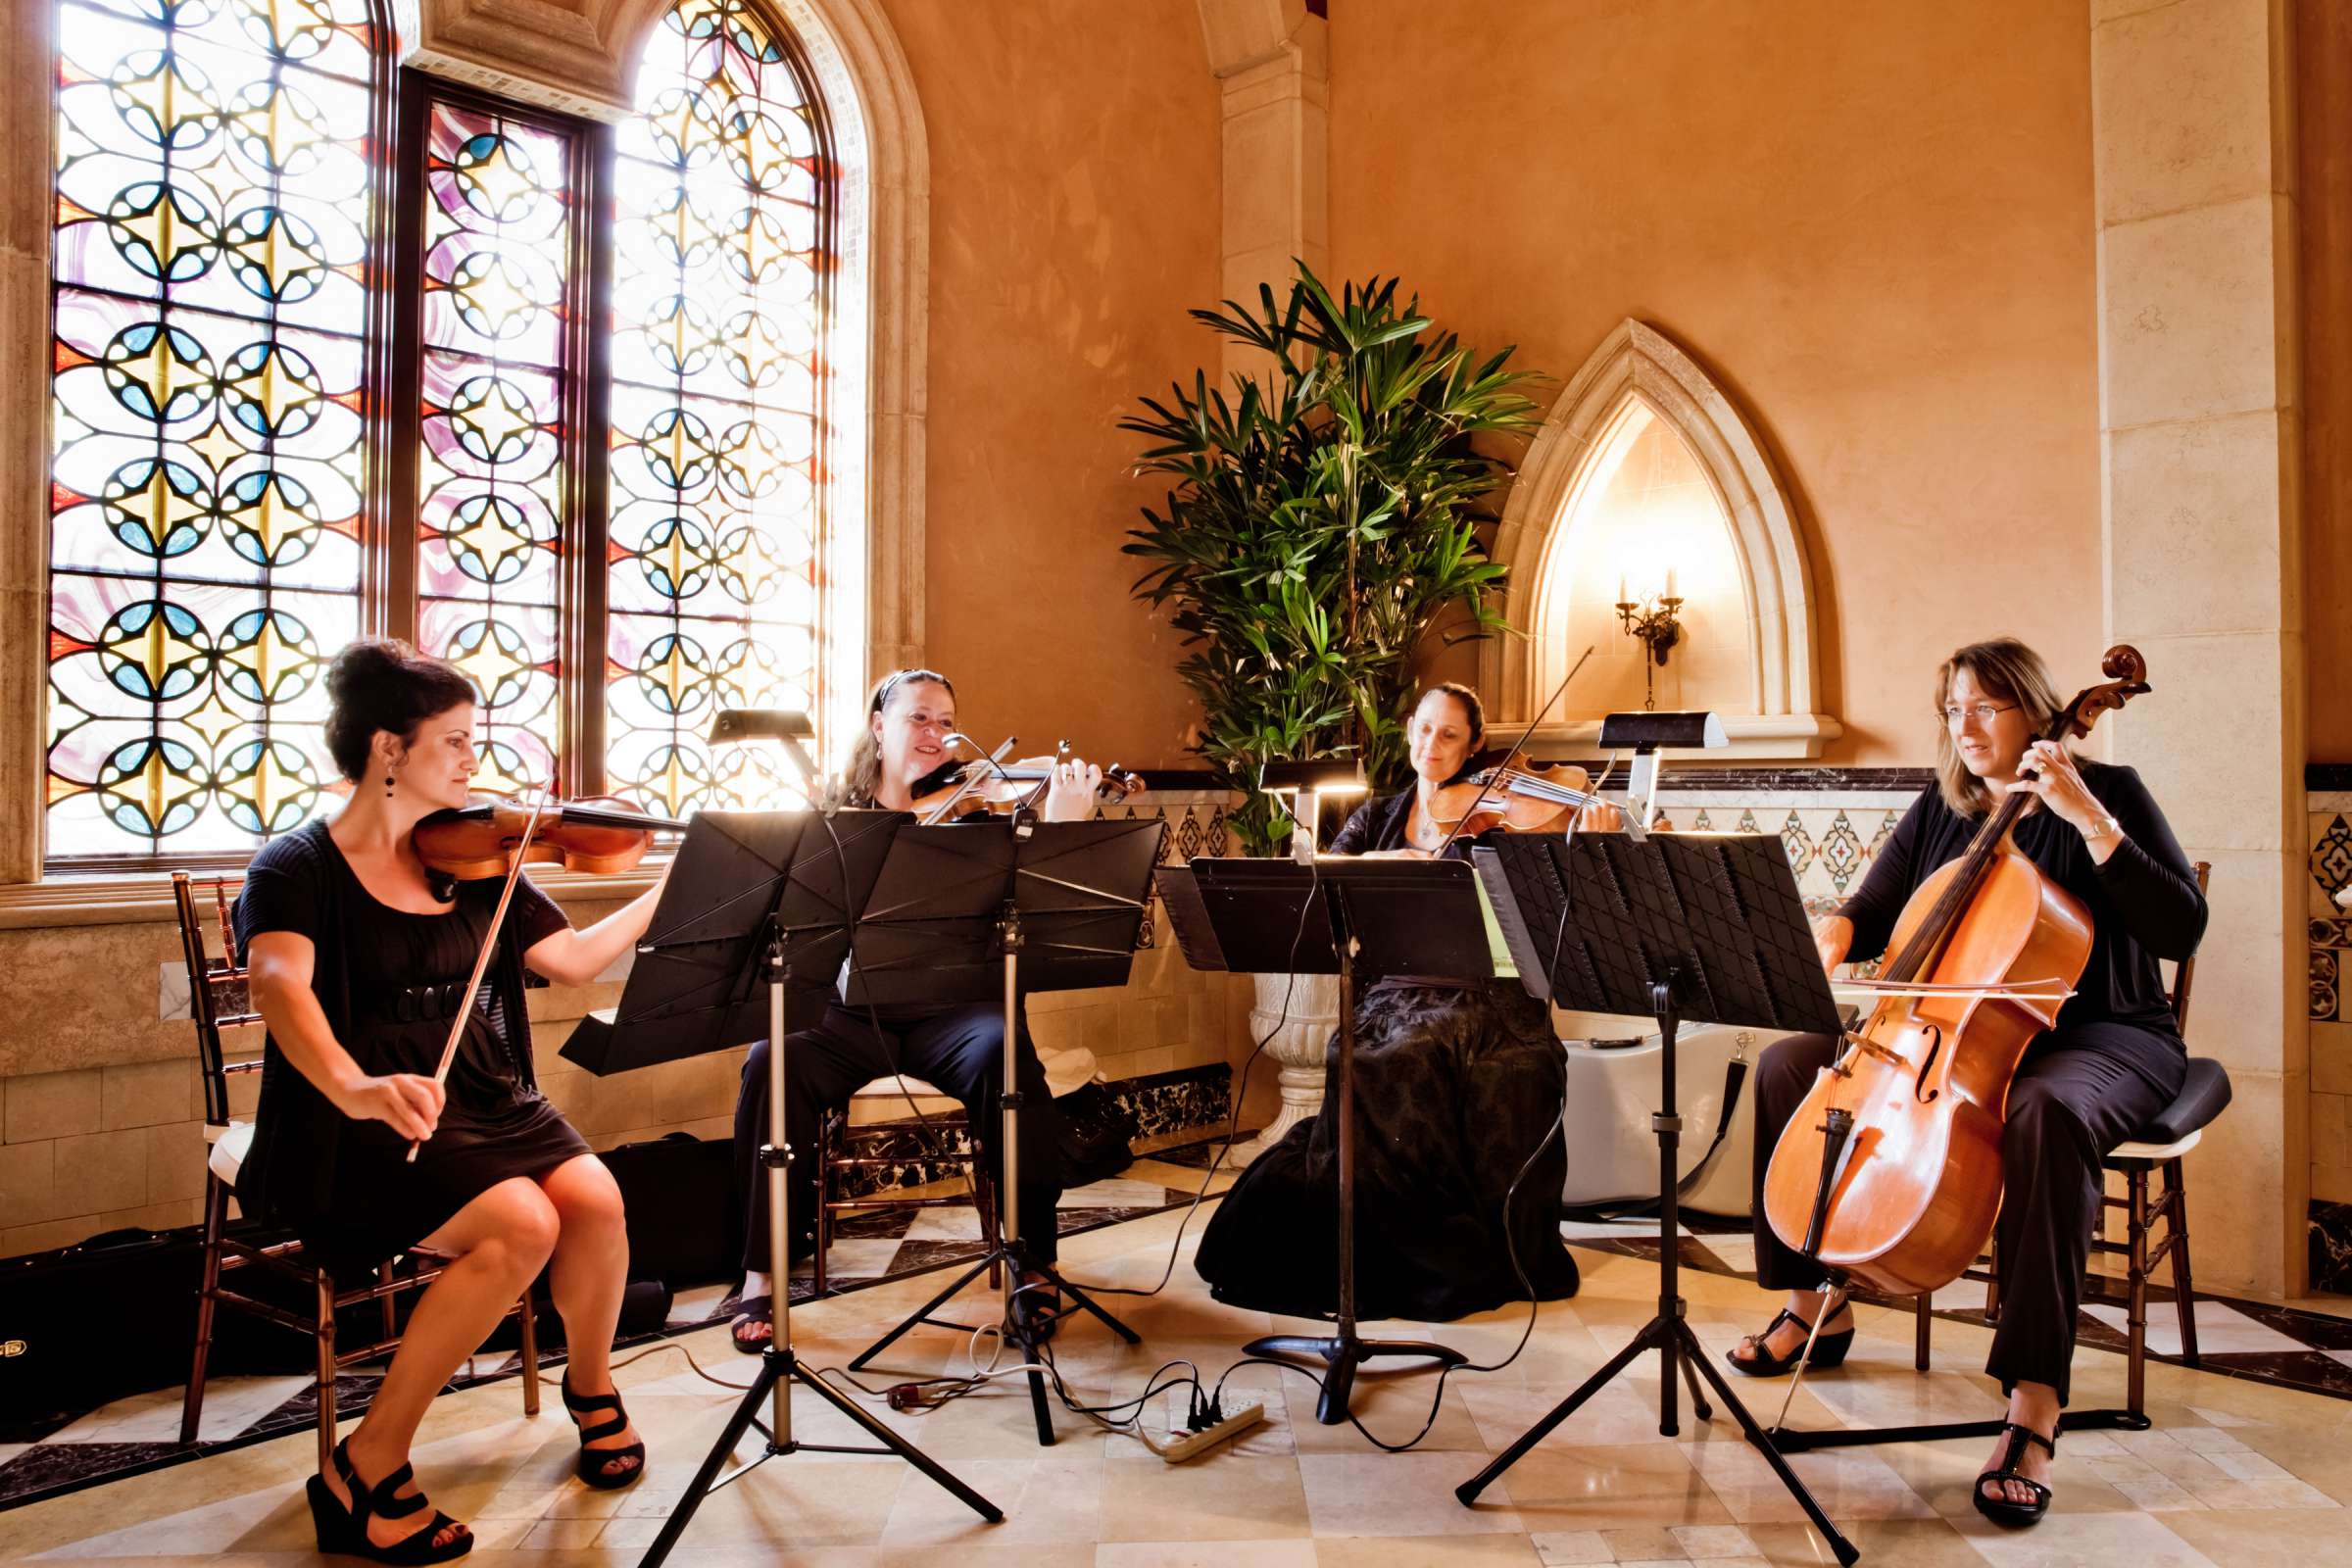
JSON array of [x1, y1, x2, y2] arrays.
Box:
[[1194, 977, 1578, 1321]]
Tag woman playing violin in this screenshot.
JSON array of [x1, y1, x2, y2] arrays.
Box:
[[728, 667, 1103, 1351], [1195, 682, 1618, 1319], [236, 639, 669, 1562], [1727, 638, 2206, 1529]]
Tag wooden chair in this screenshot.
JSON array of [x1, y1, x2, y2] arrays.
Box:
[[172, 872, 540, 1467], [812, 1075, 999, 1296], [1911, 861, 2228, 1421]]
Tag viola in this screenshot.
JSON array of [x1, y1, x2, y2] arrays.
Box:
[[912, 746, 1146, 824], [414, 794, 686, 880], [1758, 646, 2152, 1297]]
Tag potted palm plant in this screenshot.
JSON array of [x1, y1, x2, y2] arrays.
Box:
[[1123, 262, 1541, 1155]]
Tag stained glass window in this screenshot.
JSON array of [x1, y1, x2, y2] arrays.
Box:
[[610, 0, 829, 814], [412, 97, 580, 801], [47, 0, 380, 858]]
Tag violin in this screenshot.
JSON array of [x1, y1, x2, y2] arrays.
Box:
[[1423, 760, 1609, 838], [911, 745, 1147, 824], [1759, 646, 2152, 1298], [414, 794, 687, 880]]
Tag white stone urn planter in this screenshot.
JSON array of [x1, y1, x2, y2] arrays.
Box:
[[1232, 970, 1344, 1165]]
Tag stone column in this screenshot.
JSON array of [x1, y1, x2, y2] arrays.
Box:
[[0, 0, 54, 883], [2093, 0, 2305, 1297], [1198, 0, 1328, 387]]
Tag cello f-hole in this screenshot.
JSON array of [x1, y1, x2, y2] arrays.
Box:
[[1912, 1023, 1943, 1104]]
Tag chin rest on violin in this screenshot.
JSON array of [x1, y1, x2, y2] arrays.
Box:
[[414, 794, 685, 880]]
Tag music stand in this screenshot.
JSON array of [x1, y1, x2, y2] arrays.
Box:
[[1455, 831, 1861, 1568], [562, 809, 1003, 1566], [838, 813, 1165, 1446], [1166, 856, 1491, 1425]]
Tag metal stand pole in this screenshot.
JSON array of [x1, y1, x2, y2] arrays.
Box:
[[638, 935, 1001, 1567], [1456, 973, 1860, 1568], [1244, 887, 1466, 1425], [844, 896, 1141, 1446]]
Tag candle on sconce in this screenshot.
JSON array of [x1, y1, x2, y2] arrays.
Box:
[[1665, 565, 1676, 600], [1616, 573, 1627, 606]]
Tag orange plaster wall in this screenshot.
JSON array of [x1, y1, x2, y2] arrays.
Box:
[[1327, 0, 2103, 765], [878, 0, 1218, 770], [2303, 0, 2352, 763]]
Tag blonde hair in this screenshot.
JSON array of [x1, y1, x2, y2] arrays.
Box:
[[834, 668, 955, 808], [1934, 638, 2067, 817]]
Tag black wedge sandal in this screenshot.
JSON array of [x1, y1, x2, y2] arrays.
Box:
[[304, 1437, 473, 1563], [561, 1372, 648, 1490], [1974, 1420, 2056, 1527], [1725, 1305, 1855, 1377]]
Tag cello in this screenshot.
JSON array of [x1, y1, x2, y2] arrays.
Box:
[[1759, 645, 2152, 1298]]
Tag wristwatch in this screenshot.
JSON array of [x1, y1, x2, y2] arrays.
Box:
[[2082, 809, 2123, 845]]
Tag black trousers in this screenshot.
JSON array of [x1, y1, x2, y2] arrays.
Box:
[[734, 1000, 1063, 1273], [1749, 1021, 2184, 1404]]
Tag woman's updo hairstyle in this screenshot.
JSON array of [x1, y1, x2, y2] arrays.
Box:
[[323, 638, 476, 782]]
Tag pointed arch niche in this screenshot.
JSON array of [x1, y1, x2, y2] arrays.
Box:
[[1479, 320, 1839, 758]]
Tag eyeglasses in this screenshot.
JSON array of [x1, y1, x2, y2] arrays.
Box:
[[1938, 703, 2019, 726]]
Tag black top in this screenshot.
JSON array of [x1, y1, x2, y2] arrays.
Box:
[[1836, 761, 2205, 1034], [233, 817, 567, 1228], [1330, 789, 1480, 860]]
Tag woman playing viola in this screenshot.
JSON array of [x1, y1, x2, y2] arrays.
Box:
[[1194, 682, 1618, 1319], [1727, 637, 2206, 1529], [238, 639, 669, 1563], [727, 667, 1105, 1350]]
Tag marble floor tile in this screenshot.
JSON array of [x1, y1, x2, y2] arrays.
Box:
[[1680, 1433, 1936, 1523], [2153, 1504, 2352, 1565], [1061, 1179, 1180, 1208], [2080, 1298, 2309, 1357], [1482, 1441, 1734, 1533], [46, 1376, 311, 1446], [902, 1205, 988, 1241], [1098, 1451, 1309, 1542], [1298, 1451, 1527, 1537], [1311, 1537, 1544, 1566], [1095, 1543, 1319, 1568], [1948, 1505, 2224, 1567]]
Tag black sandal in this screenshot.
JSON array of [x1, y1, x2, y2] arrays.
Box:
[[304, 1437, 472, 1563], [728, 1295, 773, 1355], [1974, 1420, 2056, 1527], [561, 1372, 647, 1490], [1725, 1305, 1854, 1377]]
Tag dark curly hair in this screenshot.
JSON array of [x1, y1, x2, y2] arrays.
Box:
[[322, 638, 477, 782]]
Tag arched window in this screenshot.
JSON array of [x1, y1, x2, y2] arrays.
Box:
[[45, 0, 386, 860], [608, 0, 836, 815]]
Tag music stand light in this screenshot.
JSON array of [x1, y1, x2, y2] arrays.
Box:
[[708, 708, 822, 798], [1596, 710, 1726, 831], [1260, 759, 1367, 865]]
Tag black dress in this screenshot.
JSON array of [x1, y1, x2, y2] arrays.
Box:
[[1192, 790, 1580, 1320], [235, 817, 589, 1272]]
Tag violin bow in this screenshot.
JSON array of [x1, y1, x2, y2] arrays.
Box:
[[1430, 645, 1596, 858], [406, 789, 552, 1163]]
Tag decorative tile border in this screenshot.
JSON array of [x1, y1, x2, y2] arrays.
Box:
[[2311, 796, 2351, 1021], [2312, 1200, 2352, 1296]]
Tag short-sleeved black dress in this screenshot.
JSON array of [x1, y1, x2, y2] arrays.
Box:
[[235, 816, 589, 1269]]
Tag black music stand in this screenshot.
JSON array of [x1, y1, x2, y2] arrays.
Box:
[[1167, 856, 1491, 1425], [838, 813, 1164, 1446], [561, 809, 1003, 1566], [1456, 831, 1861, 1568]]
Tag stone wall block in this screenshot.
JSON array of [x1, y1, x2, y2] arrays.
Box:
[[2107, 409, 2296, 637], [4, 1068, 101, 1144], [2099, 194, 2290, 429], [52, 1126, 147, 1215], [2094, 0, 2281, 225]]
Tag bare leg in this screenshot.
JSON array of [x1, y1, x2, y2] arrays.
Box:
[[1728, 1288, 1853, 1367], [326, 1179, 560, 1551], [540, 1154, 640, 1477], [1983, 1380, 2061, 1506]]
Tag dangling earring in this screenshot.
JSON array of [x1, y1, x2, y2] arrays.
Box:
[[383, 771, 395, 799]]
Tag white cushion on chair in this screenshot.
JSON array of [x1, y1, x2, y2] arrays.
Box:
[[849, 1074, 948, 1101], [2107, 1127, 2201, 1164], [206, 1118, 253, 1185]]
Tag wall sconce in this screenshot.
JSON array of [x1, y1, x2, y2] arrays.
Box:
[[1613, 570, 1683, 710]]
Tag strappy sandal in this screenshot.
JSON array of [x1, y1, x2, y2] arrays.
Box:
[[561, 1372, 647, 1490], [304, 1437, 472, 1563], [1974, 1420, 2056, 1527], [1725, 1305, 1854, 1377], [728, 1295, 773, 1355]]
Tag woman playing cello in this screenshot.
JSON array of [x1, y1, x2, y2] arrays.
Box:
[[238, 639, 669, 1561], [1726, 637, 2206, 1528]]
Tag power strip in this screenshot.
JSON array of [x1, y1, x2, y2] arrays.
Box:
[[1159, 1402, 1265, 1465]]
